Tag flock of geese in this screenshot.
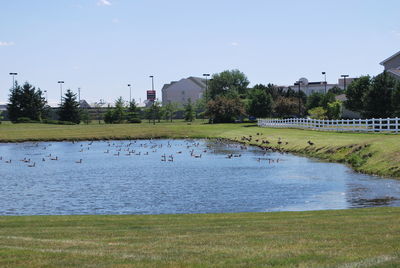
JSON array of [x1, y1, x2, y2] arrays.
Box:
[[0, 136, 311, 168]]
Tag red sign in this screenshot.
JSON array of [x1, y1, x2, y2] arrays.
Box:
[[147, 90, 156, 101]]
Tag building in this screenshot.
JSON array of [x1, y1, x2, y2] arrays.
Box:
[[289, 77, 356, 96], [161, 77, 206, 106], [380, 50, 400, 80]]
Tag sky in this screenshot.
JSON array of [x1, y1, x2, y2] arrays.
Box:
[[0, 0, 399, 105]]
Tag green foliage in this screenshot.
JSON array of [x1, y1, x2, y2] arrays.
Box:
[[58, 89, 81, 124], [7, 82, 47, 122], [328, 86, 345, 95], [363, 72, 396, 118], [126, 99, 141, 123], [16, 117, 39, 123], [206, 96, 245, 123], [274, 97, 304, 118], [345, 75, 371, 112], [80, 109, 90, 124], [104, 97, 127, 124], [247, 89, 273, 118], [392, 82, 400, 117], [308, 107, 327, 119], [163, 102, 178, 122], [326, 100, 342, 120], [306, 92, 324, 111], [184, 99, 195, 122], [208, 70, 249, 99]]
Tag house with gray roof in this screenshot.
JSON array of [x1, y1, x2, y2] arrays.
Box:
[[380, 50, 400, 80], [161, 77, 206, 106]]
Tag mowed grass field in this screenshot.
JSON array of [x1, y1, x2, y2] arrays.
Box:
[[1, 208, 400, 267], [1, 121, 400, 178]]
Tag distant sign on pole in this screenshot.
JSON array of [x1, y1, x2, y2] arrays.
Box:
[[147, 90, 156, 101]]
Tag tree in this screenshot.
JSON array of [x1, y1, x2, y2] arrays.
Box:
[[163, 102, 178, 122], [247, 89, 273, 118], [208, 70, 250, 99], [274, 97, 303, 118], [80, 109, 90, 124], [58, 89, 81, 124], [308, 107, 327, 119], [206, 96, 245, 123], [126, 99, 141, 123], [7, 82, 47, 122], [328, 86, 345, 95], [184, 98, 195, 122], [392, 82, 400, 117], [112, 97, 126, 123], [345, 75, 371, 112], [326, 100, 342, 119], [363, 72, 396, 118], [306, 93, 323, 111]]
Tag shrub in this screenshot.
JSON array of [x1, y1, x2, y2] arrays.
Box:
[[16, 117, 38, 123], [129, 118, 142, 124]]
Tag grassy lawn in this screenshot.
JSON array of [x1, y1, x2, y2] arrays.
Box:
[[1, 121, 400, 178], [0, 208, 399, 267]]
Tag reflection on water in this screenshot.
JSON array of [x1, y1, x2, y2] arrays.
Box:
[[0, 139, 400, 216]]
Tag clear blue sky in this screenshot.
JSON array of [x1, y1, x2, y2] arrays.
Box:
[[1, 0, 399, 104]]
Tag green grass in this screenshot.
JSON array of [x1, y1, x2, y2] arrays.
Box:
[[1, 121, 400, 178], [0, 208, 399, 267]]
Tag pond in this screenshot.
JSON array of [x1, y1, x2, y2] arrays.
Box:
[[1, 139, 400, 216]]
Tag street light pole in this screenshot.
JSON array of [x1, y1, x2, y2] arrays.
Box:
[[58, 81, 64, 105], [149, 76, 154, 91], [44, 90, 48, 102], [341, 74, 349, 91], [78, 88, 81, 103], [322, 72, 327, 94], [296, 80, 303, 117], [203, 73, 210, 102], [9, 73, 18, 90], [128, 84, 132, 104]]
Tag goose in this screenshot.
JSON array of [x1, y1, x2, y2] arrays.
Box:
[[114, 152, 120, 156], [28, 162, 36, 167], [75, 159, 82, 164], [5, 159, 11, 163], [50, 156, 58, 160], [307, 140, 314, 146]]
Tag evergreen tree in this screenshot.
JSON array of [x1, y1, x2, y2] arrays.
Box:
[[247, 89, 273, 118], [7, 82, 47, 122], [345, 75, 371, 112], [184, 99, 195, 122], [363, 72, 396, 118], [58, 89, 81, 124], [392, 82, 400, 117], [112, 97, 126, 123], [126, 99, 141, 123]]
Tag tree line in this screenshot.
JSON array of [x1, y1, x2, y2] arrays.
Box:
[[4, 70, 400, 124]]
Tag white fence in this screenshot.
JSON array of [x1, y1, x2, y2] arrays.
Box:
[[258, 118, 400, 133]]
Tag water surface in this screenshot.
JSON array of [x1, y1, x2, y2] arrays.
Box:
[[1, 139, 399, 216]]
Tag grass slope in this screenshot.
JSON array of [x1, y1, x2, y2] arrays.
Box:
[[0, 208, 399, 267], [1, 121, 400, 178]]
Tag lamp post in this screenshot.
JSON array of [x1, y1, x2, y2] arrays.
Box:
[[322, 72, 327, 94], [58, 81, 64, 105], [149, 76, 155, 125], [127, 84, 132, 104], [149, 76, 154, 91], [44, 90, 48, 102], [341, 74, 349, 91], [296, 80, 303, 117], [9, 73, 18, 91], [203, 73, 210, 102], [78, 88, 81, 103]]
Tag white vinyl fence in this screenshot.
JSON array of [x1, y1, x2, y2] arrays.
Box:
[[258, 118, 400, 133]]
